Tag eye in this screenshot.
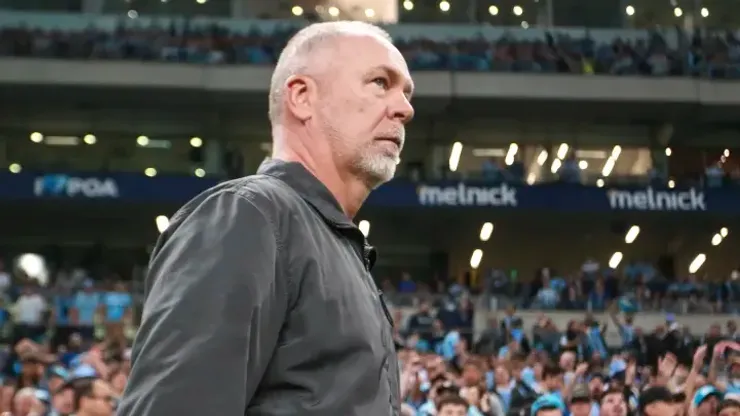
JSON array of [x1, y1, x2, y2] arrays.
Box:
[[372, 77, 390, 89]]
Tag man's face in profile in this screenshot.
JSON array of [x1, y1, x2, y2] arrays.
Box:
[[313, 34, 414, 188]]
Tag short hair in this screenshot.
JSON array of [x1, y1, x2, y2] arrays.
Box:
[[436, 393, 469, 412], [268, 21, 392, 124], [543, 362, 563, 379], [70, 377, 97, 410]]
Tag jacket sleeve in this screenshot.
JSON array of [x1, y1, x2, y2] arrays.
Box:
[[117, 190, 288, 415]]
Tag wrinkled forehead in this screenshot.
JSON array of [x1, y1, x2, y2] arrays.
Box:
[[334, 34, 412, 79]]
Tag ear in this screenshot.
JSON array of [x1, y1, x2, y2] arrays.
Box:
[[285, 75, 315, 122]]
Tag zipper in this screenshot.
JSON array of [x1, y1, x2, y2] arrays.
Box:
[[378, 290, 394, 328]]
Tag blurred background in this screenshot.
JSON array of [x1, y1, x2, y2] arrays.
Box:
[[0, 0, 740, 414]]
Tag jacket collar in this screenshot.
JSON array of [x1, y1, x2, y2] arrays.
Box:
[[258, 158, 353, 228], [257, 159, 377, 269]]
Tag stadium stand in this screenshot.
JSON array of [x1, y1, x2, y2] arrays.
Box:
[[1, 1, 740, 415]]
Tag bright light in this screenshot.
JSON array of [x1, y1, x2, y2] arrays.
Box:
[[721, 227, 729, 237], [480, 222, 494, 242], [505, 143, 518, 166], [439, 1, 450, 11], [403, 0, 414, 10], [470, 249, 483, 269], [701, 7, 709, 17], [194, 168, 206, 177], [8, 163, 21, 174], [596, 179, 604, 187], [557, 143, 569, 159], [521, 21, 529, 29], [712, 233, 723, 246], [578, 160, 588, 169], [665, 147, 672, 156], [364, 8, 375, 17], [30, 132, 43, 143], [449, 142, 463, 171], [127, 10, 138, 19], [155, 215, 170, 233], [550, 159, 562, 174], [488, 5, 498, 15], [328, 6, 339, 16], [526, 173, 536, 184], [144, 167, 157, 177], [196, 0, 207, 4], [291, 6, 303, 16], [625, 5, 635, 15], [608, 252, 623, 269], [190, 137, 203, 148], [625, 225, 640, 244], [611, 145, 622, 159], [358, 220, 371, 237], [724, 149, 730, 158], [673, 7, 682, 17], [137, 135, 150, 146], [83, 134, 96, 145], [601, 157, 616, 177], [537, 150, 548, 166], [688, 253, 706, 274], [668, 180, 675, 188], [513, 5, 523, 15], [17, 253, 48, 287]]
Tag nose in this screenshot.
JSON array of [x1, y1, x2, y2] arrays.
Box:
[[388, 93, 414, 124]]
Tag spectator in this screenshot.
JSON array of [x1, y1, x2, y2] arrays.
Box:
[[12, 285, 47, 344]]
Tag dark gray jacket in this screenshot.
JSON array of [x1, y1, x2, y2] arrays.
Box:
[[118, 159, 400, 415]]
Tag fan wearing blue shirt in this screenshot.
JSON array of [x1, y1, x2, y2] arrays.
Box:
[[50, 289, 75, 351], [102, 282, 132, 341], [72, 281, 101, 342]]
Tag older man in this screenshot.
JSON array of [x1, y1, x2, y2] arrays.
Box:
[[118, 20, 414, 416]]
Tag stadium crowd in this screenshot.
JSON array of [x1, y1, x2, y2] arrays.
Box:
[[0, 250, 740, 415], [0, 17, 740, 78]]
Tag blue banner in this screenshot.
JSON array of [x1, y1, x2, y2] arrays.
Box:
[[0, 172, 219, 203], [366, 181, 735, 214], [0, 172, 737, 214]]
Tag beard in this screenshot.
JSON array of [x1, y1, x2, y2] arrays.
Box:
[[324, 125, 403, 189]]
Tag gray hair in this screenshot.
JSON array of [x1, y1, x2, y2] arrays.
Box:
[[267, 21, 392, 124]]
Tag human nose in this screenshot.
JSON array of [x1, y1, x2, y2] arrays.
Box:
[[388, 93, 414, 124]]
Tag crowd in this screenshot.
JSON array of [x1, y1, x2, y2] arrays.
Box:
[[0, 257, 134, 416], [0, 16, 740, 77], [0, 248, 740, 415]]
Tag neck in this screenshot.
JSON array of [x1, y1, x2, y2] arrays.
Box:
[[272, 126, 370, 218]]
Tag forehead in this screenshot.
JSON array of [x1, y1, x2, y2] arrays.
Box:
[[334, 35, 412, 81]]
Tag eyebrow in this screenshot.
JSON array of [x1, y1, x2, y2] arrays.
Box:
[[376, 65, 414, 97]]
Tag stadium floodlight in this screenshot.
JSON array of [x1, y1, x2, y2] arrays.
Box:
[[688, 254, 706, 274], [625, 225, 640, 244], [155, 216, 170, 234], [479, 222, 494, 242], [470, 249, 483, 269], [358, 220, 371, 237], [449, 142, 463, 172], [608, 252, 623, 269]]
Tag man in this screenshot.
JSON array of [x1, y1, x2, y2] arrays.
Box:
[[719, 398, 740, 416], [436, 394, 470, 416], [638, 386, 673, 416], [119, 20, 414, 416], [69, 377, 117, 416], [692, 385, 723, 416], [599, 388, 627, 416], [568, 383, 591, 416], [12, 284, 47, 344], [531, 394, 565, 416], [71, 280, 100, 343]]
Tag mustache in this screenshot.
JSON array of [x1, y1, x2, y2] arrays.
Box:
[[377, 127, 406, 148]]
